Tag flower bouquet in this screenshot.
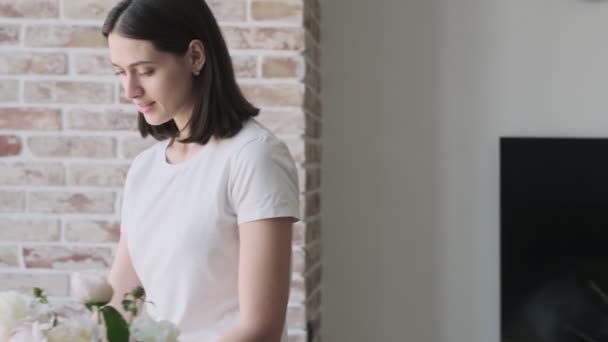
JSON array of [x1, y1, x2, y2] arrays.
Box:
[[0, 272, 180, 342]]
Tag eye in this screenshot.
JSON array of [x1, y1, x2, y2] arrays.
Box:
[[138, 69, 154, 77], [114, 70, 126, 76]]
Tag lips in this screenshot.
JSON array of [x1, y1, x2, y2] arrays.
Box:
[[136, 101, 156, 113]]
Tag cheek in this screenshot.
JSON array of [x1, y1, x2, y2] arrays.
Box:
[[161, 73, 194, 106]]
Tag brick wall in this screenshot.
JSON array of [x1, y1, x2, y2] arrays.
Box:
[[0, 1, 321, 341]]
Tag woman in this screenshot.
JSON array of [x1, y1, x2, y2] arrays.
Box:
[[102, 1, 300, 341]]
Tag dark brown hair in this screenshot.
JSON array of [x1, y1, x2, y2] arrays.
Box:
[[102, 0, 259, 143]]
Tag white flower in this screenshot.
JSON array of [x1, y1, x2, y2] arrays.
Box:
[[45, 315, 99, 342], [0, 291, 37, 341], [8, 321, 50, 342], [130, 313, 180, 342], [70, 271, 114, 305]]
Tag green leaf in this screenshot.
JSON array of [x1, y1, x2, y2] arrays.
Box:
[[100, 305, 130, 342], [121, 299, 131, 312], [131, 286, 145, 299], [32, 287, 48, 304]]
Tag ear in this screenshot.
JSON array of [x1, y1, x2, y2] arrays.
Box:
[[187, 39, 206, 72]]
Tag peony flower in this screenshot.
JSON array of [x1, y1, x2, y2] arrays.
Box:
[[130, 312, 180, 342], [8, 321, 50, 342], [0, 291, 37, 341], [70, 271, 114, 305], [45, 315, 99, 342]]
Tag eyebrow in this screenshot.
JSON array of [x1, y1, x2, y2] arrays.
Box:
[[111, 61, 155, 68]]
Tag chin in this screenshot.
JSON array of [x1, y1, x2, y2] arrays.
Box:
[[140, 112, 172, 126]]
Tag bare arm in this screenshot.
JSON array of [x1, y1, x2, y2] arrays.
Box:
[[107, 232, 144, 320], [217, 217, 293, 342]]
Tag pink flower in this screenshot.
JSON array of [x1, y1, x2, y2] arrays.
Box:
[[70, 271, 114, 305]]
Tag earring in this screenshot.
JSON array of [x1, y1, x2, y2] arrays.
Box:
[[193, 70, 200, 76]]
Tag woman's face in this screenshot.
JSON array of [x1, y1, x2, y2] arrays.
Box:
[[108, 33, 196, 126]]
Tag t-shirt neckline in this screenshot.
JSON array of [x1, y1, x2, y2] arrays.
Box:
[[160, 137, 214, 169]]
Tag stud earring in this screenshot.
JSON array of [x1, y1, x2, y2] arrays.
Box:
[[193, 70, 200, 76]]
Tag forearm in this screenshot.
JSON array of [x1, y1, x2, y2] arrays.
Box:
[[216, 322, 283, 342], [107, 232, 144, 321]]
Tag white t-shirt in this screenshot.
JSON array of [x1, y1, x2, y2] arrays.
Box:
[[120, 119, 300, 341]]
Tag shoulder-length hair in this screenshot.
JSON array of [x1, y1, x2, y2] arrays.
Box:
[[102, 0, 259, 144]]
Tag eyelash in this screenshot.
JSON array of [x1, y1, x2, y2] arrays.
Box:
[[114, 70, 154, 77]]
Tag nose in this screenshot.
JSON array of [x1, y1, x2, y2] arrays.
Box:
[[123, 74, 143, 99]]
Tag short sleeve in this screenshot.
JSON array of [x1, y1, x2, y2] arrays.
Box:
[[119, 161, 135, 233], [229, 137, 301, 225]]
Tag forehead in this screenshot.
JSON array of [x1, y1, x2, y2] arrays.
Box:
[[107, 33, 163, 67]]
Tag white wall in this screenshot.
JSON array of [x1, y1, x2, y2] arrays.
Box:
[[322, 1, 608, 341], [321, 1, 442, 341]]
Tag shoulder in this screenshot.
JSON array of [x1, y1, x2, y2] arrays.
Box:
[[217, 119, 291, 161], [229, 119, 293, 164], [226, 120, 301, 223]]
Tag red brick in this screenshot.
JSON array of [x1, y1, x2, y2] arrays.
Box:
[[0, 25, 20, 46], [0, 52, 67, 75], [306, 290, 321, 319], [223, 27, 304, 50], [0, 162, 64, 186], [0, 246, 19, 268], [0, 108, 61, 130], [0, 218, 60, 241], [262, 56, 304, 78], [289, 274, 305, 302], [304, 5, 320, 43], [304, 0, 320, 21], [304, 32, 320, 67], [305, 166, 320, 191], [292, 247, 305, 273], [292, 221, 305, 246], [305, 242, 320, 268], [28, 136, 115, 158], [65, 220, 120, 243], [305, 141, 321, 163], [304, 88, 321, 115], [305, 263, 321, 293], [0, 0, 59, 18], [287, 332, 307, 342], [208, 0, 246, 21], [23, 246, 113, 270], [0, 191, 25, 212], [72, 53, 114, 75], [241, 84, 304, 107], [28, 191, 115, 214], [25, 25, 105, 48], [305, 113, 321, 138], [303, 59, 320, 89], [24, 81, 114, 104], [232, 55, 258, 78], [66, 108, 137, 131], [251, 0, 303, 22], [62, 0, 118, 20], [286, 304, 306, 329], [0, 135, 21, 156], [300, 191, 320, 217], [118, 87, 130, 104], [0, 79, 19, 102], [304, 219, 320, 243]]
